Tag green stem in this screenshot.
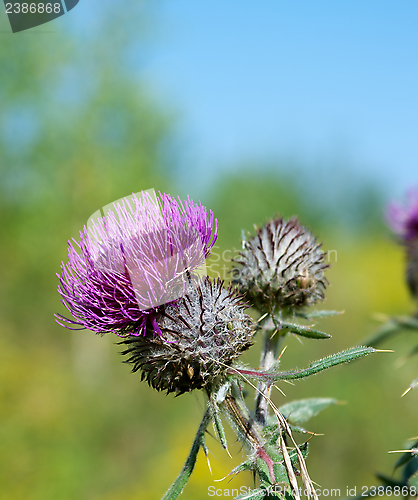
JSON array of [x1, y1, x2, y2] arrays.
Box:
[[224, 391, 264, 450], [255, 317, 284, 425], [162, 408, 211, 500]]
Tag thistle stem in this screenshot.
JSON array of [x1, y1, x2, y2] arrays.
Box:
[[223, 392, 264, 449], [255, 320, 284, 426]]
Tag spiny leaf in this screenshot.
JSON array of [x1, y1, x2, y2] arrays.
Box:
[[363, 320, 406, 347], [237, 346, 377, 383], [201, 433, 212, 474], [236, 488, 272, 500], [209, 396, 230, 454], [215, 460, 254, 482], [279, 398, 338, 425], [295, 310, 343, 320], [288, 442, 309, 465], [280, 434, 301, 500], [162, 408, 211, 500], [270, 408, 318, 500], [394, 441, 418, 471], [266, 417, 312, 435], [408, 470, 418, 488], [375, 472, 405, 488], [402, 378, 418, 397], [262, 424, 282, 444], [280, 321, 331, 340], [396, 316, 418, 330], [364, 315, 418, 347], [403, 453, 418, 485], [406, 344, 418, 359], [289, 424, 311, 434]]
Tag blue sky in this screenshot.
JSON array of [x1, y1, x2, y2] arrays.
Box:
[[3, 0, 417, 199], [138, 0, 418, 195]]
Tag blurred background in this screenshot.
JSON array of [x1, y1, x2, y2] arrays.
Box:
[[0, 1, 417, 498]]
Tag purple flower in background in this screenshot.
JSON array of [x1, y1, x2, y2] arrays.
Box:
[[56, 191, 218, 337], [387, 189, 418, 298], [386, 188, 418, 242]]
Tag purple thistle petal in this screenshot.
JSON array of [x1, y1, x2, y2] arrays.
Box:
[[56, 191, 218, 337], [386, 188, 418, 242]]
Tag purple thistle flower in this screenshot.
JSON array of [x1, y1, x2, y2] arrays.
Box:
[[387, 189, 418, 298], [386, 188, 418, 242], [56, 191, 218, 337]]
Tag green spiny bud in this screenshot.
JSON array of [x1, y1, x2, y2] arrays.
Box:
[[120, 277, 254, 395], [232, 217, 329, 312]]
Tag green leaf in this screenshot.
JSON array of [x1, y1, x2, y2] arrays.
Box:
[[295, 310, 343, 319], [238, 346, 377, 383], [262, 424, 281, 445], [236, 488, 272, 500], [363, 320, 405, 347], [396, 316, 418, 330], [227, 460, 255, 477], [406, 344, 418, 359], [364, 315, 418, 347], [376, 472, 405, 488], [289, 424, 310, 434], [394, 442, 418, 471], [349, 490, 377, 500], [279, 398, 338, 425], [265, 417, 310, 434], [209, 396, 229, 453], [280, 321, 331, 340], [162, 408, 211, 500], [408, 470, 418, 488], [288, 441, 309, 464]]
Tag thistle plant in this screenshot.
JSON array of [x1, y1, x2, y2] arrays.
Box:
[[364, 188, 418, 365], [362, 189, 418, 491], [387, 189, 418, 302], [56, 191, 379, 500]]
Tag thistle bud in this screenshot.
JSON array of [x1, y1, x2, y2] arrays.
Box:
[[121, 277, 254, 395], [232, 217, 329, 312]]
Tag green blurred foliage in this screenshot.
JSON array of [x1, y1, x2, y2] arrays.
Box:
[[0, 3, 417, 500]]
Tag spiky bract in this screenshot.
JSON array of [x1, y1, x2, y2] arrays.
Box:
[[232, 217, 329, 312], [121, 277, 254, 395], [56, 191, 218, 337]]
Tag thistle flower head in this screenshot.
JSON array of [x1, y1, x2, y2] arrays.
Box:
[[56, 191, 218, 337], [387, 189, 418, 243], [121, 277, 254, 395], [387, 189, 418, 298], [232, 217, 329, 312]]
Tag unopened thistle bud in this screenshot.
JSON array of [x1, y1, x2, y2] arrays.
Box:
[[232, 217, 329, 312], [121, 277, 254, 395], [387, 189, 418, 298]]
